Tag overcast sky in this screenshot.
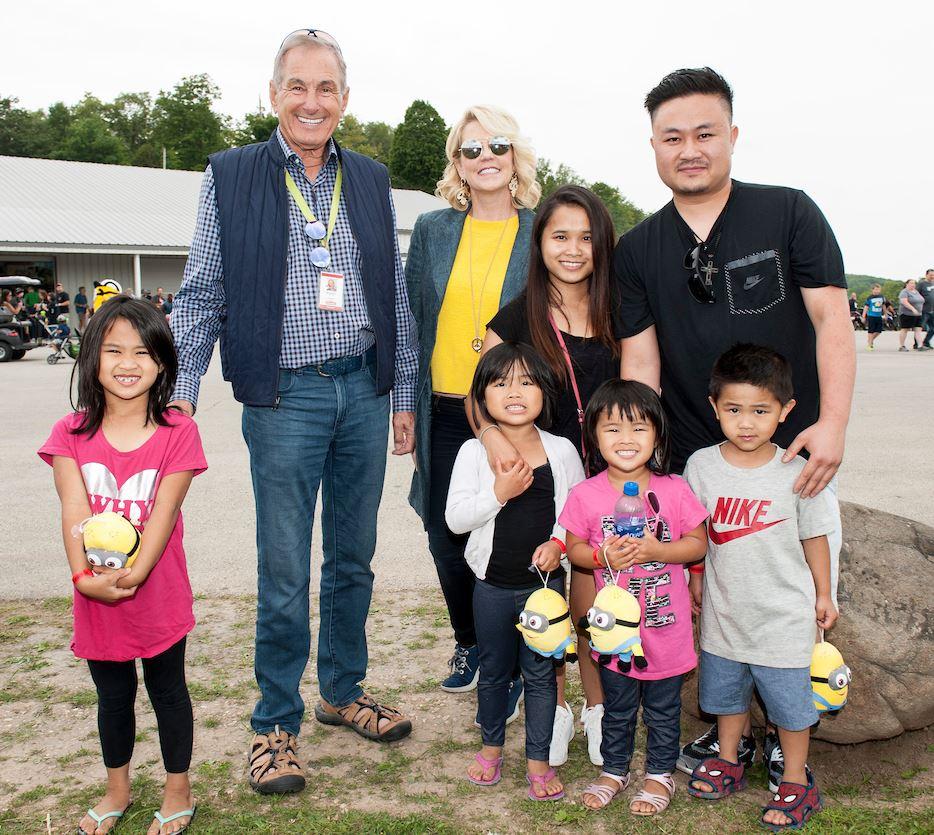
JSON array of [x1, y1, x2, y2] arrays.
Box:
[[3, 1, 931, 279]]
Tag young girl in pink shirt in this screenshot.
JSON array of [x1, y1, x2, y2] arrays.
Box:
[[559, 379, 707, 816], [39, 296, 206, 835]]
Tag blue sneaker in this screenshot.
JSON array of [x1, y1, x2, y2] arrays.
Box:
[[441, 643, 480, 693], [474, 677, 523, 727]]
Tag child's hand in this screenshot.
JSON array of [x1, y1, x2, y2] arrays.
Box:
[[615, 534, 664, 569], [75, 569, 136, 602], [815, 594, 838, 630], [493, 458, 533, 504], [598, 535, 628, 571], [531, 540, 562, 572], [689, 572, 703, 616]]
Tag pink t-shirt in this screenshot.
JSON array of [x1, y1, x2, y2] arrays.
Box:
[[39, 411, 207, 662], [559, 470, 708, 680]]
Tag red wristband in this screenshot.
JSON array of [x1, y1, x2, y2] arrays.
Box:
[[688, 562, 706, 575], [549, 536, 566, 554], [592, 547, 602, 568], [71, 568, 94, 584]]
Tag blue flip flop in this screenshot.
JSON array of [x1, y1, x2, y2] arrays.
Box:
[[77, 801, 132, 834], [152, 804, 197, 834]]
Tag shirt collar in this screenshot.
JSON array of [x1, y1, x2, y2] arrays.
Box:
[[276, 127, 337, 170]]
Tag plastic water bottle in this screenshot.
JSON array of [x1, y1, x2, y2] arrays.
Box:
[[614, 481, 646, 538]]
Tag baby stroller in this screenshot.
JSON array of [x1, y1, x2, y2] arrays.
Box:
[[43, 314, 81, 364]]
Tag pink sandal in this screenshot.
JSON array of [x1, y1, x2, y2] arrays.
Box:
[[582, 771, 631, 809], [630, 772, 676, 816], [527, 768, 565, 801], [467, 752, 502, 786]]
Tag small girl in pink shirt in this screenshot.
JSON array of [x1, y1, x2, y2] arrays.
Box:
[[559, 380, 707, 817], [39, 296, 206, 835]]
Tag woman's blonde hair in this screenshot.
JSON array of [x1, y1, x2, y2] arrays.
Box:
[[436, 105, 541, 211]]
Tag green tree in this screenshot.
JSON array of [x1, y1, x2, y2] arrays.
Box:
[[152, 74, 229, 170], [590, 181, 647, 235], [335, 113, 376, 157], [363, 121, 393, 165], [105, 93, 160, 166], [536, 158, 586, 201], [389, 100, 447, 192], [0, 97, 51, 157], [230, 104, 279, 146], [56, 116, 129, 164]]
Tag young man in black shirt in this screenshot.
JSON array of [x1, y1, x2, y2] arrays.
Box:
[[615, 68, 855, 817]]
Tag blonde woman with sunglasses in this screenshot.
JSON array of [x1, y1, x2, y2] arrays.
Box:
[[405, 106, 540, 705]]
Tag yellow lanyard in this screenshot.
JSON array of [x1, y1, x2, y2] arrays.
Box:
[[284, 162, 343, 248]]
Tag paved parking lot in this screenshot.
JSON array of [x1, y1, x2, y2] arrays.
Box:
[[2, 331, 930, 599]]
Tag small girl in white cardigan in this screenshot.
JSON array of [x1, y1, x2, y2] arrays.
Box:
[[446, 342, 585, 801]]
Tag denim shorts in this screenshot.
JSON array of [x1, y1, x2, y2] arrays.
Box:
[[698, 651, 818, 732]]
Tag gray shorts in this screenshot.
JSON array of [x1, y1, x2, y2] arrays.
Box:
[[699, 651, 818, 732]]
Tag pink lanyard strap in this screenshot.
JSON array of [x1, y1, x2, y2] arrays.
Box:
[[548, 315, 587, 469]]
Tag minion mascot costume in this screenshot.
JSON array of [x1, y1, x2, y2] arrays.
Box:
[[93, 279, 122, 311]]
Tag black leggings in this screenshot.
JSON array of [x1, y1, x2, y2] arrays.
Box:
[[86, 636, 192, 773]]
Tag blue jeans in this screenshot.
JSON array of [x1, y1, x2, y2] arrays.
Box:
[[599, 667, 684, 777], [922, 311, 934, 347], [473, 578, 562, 761], [242, 354, 389, 735]]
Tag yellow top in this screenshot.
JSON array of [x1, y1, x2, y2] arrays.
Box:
[[431, 215, 519, 396]]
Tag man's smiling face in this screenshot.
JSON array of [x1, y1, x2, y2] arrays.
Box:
[[270, 44, 348, 155]]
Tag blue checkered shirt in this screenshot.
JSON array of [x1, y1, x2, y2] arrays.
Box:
[[171, 129, 417, 412]]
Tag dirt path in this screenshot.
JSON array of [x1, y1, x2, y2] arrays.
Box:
[[1, 591, 931, 834]]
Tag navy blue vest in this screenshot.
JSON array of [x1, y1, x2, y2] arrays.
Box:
[[209, 133, 397, 406]]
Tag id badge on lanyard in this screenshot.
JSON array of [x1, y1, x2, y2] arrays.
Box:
[[318, 272, 345, 312]]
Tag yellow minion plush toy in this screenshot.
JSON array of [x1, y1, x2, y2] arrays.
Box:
[[93, 279, 122, 311], [580, 583, 647, 672], [810, 641, 851, 714], [516, 587, 577, 664], [81, 512, 140, 570]]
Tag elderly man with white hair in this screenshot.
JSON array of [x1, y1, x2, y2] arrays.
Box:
[[170, 28, 417, 794]]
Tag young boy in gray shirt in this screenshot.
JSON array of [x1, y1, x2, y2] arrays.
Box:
[[682, 344, 838, 832]]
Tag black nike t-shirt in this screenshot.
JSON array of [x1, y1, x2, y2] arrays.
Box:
[[615, 180, 845, 473]]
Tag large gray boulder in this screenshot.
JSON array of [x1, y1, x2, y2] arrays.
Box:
[[682, 501, 934, 744]]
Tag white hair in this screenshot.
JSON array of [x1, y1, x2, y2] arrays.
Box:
[[272, 30, 347, 92]]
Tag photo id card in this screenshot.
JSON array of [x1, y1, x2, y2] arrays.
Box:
[[318, 272, 345, 311]]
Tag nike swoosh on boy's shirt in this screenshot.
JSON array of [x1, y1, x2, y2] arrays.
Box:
[[744, 275, 764, 289], [708, 518, 787, 544]]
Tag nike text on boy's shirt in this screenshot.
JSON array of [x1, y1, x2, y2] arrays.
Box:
[[708, 495, 787, 544]]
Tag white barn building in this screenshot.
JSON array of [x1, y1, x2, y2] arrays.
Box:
[[0, 155, 445, 324]]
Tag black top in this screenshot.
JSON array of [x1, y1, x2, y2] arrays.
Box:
[[614, 180, 845, 473], [488, 290, 624, 456], [488, 463, 561, 588]]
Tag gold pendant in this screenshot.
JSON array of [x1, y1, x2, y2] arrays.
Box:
[[471, 337, 483, 353]]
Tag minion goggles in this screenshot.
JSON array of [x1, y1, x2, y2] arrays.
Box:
[[517, 609, 570, 634], [810, 664, 852, 691], [586, 607, 640, 632]]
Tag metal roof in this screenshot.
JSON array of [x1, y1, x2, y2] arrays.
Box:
[[0, 154, 445, 255]]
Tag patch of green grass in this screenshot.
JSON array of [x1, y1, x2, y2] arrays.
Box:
[[203, 716, 221, 729], [10, 640, 55, 671], [56, 747, 95, 767], [135, 729, 151, 742], [197, 759, 233, 780], [16, 784, 61, 803], [6, 615, 36, 626], [40, 596, 72, 615], [424, 738, 475, 757], [369, 750, 415, 785], [65, 688, 99, 707], [411, 676, 442, 693], [900, 765, 928, 779]]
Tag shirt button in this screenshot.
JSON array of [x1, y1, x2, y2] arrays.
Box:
[[334, 333, 341, 340]]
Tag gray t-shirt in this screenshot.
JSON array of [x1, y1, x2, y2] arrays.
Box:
[[899, 288, 924, 316], [683, 444, 837, 667], [915, 279, 934, 314]]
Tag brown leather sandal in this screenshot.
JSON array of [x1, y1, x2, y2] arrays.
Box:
[[314, 692, 413, 742], [248, 725, 306, 794]]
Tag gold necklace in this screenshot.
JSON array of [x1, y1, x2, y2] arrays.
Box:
[[468, 215, 511, 352]]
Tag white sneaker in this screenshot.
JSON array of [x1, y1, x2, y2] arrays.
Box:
[[548, 702, 575, 767], [580, 702, 604, 766]]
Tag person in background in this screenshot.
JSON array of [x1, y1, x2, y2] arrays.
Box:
[[861, 282, 887, 350], [52, 282, 70, 322], [897, 278, 924, 352], [75, 286, 89, 330], [163, 293, 174, 319], [917, 268, 934, 350], [405, 105, 539, 701]]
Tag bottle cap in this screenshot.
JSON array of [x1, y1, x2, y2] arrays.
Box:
[[623, 481, 639, 496]]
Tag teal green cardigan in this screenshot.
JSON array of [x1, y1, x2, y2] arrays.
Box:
[[404, 206, 535, 525]]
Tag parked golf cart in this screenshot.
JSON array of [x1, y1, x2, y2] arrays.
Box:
[[0, 276, 42, 362]]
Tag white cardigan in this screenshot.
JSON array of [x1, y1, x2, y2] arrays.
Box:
[[445, 427, 586, 580]]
